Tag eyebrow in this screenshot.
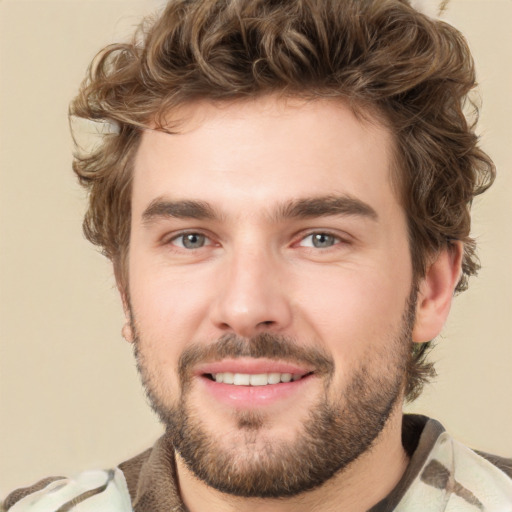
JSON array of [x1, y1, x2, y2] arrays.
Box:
[[142, 199, 219, 224], [141, 194, 378, 224], [274, 195, 378, 222]]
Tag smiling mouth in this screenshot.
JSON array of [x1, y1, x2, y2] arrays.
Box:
[[206, 372, 313, 386]]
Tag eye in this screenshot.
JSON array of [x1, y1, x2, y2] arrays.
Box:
[[171, 232, 210, 249], [299, 232, 340, 249]]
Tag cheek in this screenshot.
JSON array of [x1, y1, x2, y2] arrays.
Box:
[[291, 262, 410, 357], [127, 256, 211, 374]]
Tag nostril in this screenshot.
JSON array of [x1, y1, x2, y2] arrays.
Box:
[[259, 320, 274, 326]]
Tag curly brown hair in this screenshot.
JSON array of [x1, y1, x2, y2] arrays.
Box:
[[69, 0, 495, 401]]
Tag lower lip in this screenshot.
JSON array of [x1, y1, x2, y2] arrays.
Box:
[[199, 374, 314, 408]]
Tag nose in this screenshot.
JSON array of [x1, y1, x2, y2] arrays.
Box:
[[209, 247, 293, 338]]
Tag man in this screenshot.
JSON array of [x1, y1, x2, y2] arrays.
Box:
[[3, 0, 511, 510]]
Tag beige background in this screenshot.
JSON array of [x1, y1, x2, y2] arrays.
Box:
[[0, 0, 511, 496]]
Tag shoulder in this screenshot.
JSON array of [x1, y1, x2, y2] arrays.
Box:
[[373, 416, 512, 512], [2, 469, 132, 512], [398, 426, 512, 511], [475, 450, 512, 479], [402, 415, 512, 481], [1, 440, 166, 512]]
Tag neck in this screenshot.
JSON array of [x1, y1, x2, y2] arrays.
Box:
[[176, 406, 409, 512]]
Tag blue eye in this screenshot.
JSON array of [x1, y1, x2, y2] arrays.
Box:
[[300, 233, 339, 248], [173, 233, 208, 249]]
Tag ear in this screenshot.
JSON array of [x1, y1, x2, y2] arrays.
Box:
[[412, 242, 463, 343], [114, 263, 134, 344]]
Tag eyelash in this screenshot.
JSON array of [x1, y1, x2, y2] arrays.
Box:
[[167, 231, 213, 250], [165, 230, 349, 251]]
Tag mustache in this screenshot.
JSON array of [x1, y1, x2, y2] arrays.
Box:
[[178, 333, 335, 384]]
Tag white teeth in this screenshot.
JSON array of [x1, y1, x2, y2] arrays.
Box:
[[268, 373, 281, 384], [223, 372, 234, 384], [211, 372, 304, 386], [249, 374, 268, 386], [233, 373, 251, 385]]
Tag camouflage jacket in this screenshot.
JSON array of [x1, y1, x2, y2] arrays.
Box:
[[3, 416, 511, 511]]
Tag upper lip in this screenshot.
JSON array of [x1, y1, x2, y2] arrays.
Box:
[[194, 358, 314, 377]]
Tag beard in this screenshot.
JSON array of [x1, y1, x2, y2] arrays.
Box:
[[132, 292, 416, 498]]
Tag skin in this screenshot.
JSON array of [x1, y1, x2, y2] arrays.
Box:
[[122, 96, 462, 512]]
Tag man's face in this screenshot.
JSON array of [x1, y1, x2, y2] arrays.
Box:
[[127, 97, 415, 497]]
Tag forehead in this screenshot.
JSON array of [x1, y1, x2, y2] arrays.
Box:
[[132, 96, 398, 221]]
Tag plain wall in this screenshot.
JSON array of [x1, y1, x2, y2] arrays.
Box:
[[1, 0, 511, 496]]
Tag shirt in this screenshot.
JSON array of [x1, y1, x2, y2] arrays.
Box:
[[3, 415, 512, 511]]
